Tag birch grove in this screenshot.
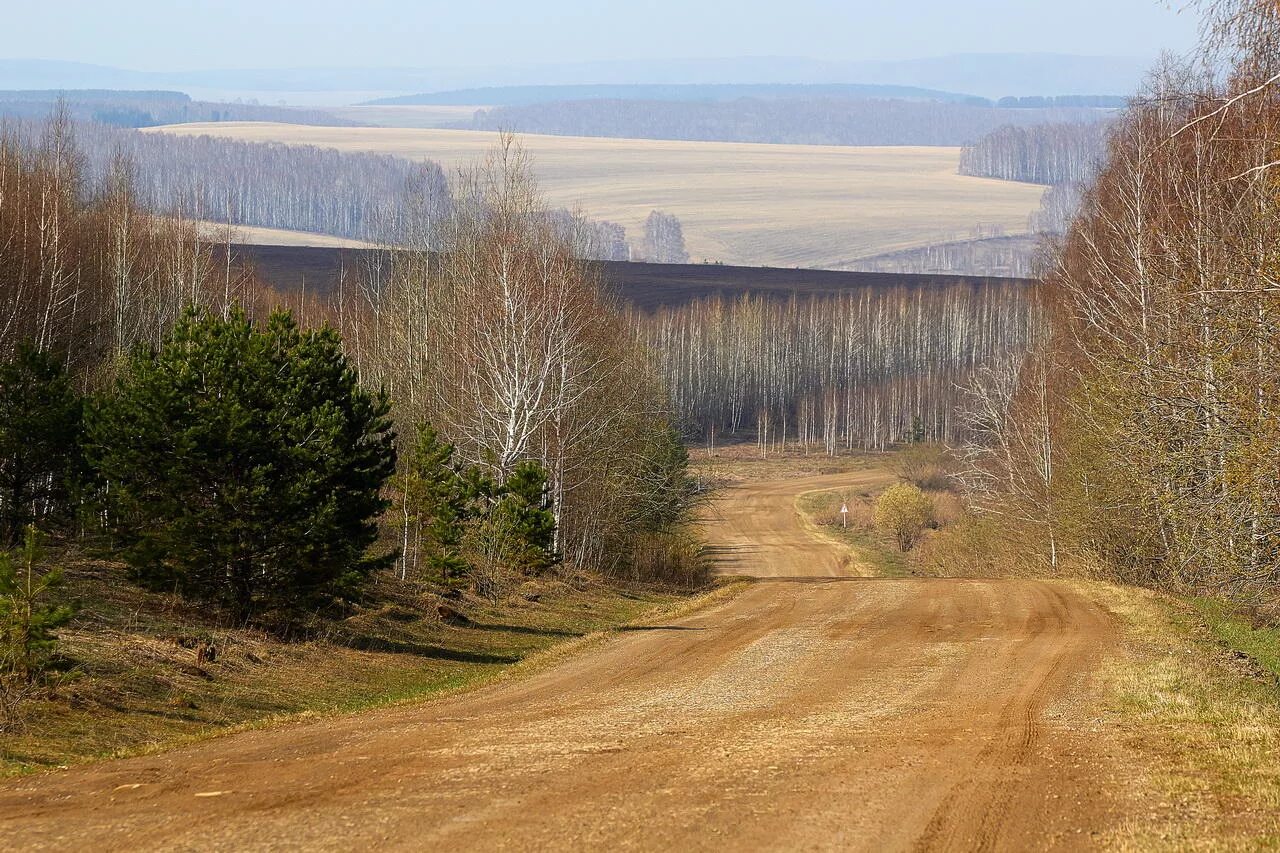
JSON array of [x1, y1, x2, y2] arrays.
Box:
[[631, 282, 1041, 452], [332, 138, 684, 574], [0, 113, 243, 382], [955, 0, 1280, 610]]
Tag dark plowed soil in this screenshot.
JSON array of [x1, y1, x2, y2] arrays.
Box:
[[231, 244, 1034, 311]]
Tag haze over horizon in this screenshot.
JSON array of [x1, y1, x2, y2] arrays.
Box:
[[5, 0, 1199, 73]]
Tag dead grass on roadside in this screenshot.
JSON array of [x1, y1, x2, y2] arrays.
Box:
[[1068, 580, 1280, 851], [0, 559, 710, 778]]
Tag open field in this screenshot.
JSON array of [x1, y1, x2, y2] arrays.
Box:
[[197, 221, 375, 249], [149, 123, 1048, 270]]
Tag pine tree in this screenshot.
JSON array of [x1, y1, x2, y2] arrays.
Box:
[[0, 526, 76, 682], [88, 308, 397, 622], [631, 425, 698, 533], [0, 346, 85, 546], [497, 462, 557, 573], [405, 425, 469, 586]]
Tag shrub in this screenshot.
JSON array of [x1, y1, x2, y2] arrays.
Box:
[[874, 483, 935, 551], [893, 443, 955, 492], [88, 308, 397, 622]]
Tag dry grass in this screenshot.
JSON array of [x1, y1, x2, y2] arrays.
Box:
[[145, 123, 1048, 270], [197, 220, 375, 249], [0, 559, 724, 778], [689, 441, 879, 486], [1082, 581, 1280, 850]]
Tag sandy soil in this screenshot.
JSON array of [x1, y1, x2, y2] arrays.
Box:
[[0, 470, 1127, 851]]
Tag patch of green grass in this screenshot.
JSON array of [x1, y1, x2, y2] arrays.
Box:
[[1080, 581, 1280, 849], [1189, 596, 1280, 682]]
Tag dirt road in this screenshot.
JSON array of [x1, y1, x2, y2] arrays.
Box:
[[0, 470, 1124, 851]]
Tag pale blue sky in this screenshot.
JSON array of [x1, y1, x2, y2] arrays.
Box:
[[5, 0, 1201, 70]]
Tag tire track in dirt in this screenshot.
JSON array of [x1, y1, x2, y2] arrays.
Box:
[[0, 469, 1126, 851]]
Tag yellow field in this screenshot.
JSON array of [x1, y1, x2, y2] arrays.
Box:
[[195, 220, 375, 248], [150, 123, 1048, 268]]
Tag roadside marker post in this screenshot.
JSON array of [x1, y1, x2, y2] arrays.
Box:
[[840, 502, 849, 528]]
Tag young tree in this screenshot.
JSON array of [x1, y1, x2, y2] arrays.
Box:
[[0, 526, 75, 683], [495, 461, 557, 573], [641, 210, 689, 264], [0, 347, 84, 546], [465, 461, 557, 600], [88, 308, 396, 622], [403, 424, 469, 587]]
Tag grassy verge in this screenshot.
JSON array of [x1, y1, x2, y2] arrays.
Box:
[[1189, 597, 1280, 683], [794, 488, 910, 578], [2, 559, 747, 778], [1080, 581, 1280, 849]]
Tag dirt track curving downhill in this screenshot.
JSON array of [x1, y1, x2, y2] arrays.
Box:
[[0, 470, 1126, 851]]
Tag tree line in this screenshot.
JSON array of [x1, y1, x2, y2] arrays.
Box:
[[327, 139, 696, 576], [629, 282, 1040, 453], [2, 115, 637, 261], [0, 89, 358, 129], [463, 97, 1112, 147], [958, 121, 1112, 185], [953, 0, 1280, 614]]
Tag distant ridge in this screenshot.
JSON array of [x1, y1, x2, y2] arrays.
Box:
[[0, 53, 1156, 103], [364, 83, 986, 107]]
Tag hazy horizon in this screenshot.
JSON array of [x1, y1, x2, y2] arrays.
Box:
[[5, 1, 1200, 73]]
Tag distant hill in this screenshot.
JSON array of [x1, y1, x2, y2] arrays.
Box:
[[456, 97, 1114, 148], [0, 53, 1155, 103], [0, 89, 359, 128], [365, 83, 987, 107]]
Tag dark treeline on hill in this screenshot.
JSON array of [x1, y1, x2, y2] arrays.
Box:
[[461, 97, 1113, 146], [368, 82, 988, 106], [995, 95, 1127, 108], [0, 89, 358, 128]]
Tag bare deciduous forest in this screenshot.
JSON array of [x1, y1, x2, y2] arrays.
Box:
[[2, 117, 635, 259], [463, 96, 1113, 146], [950, 0, 1280, 614], [958, 120, 1111, 184], [0, 115, 248, 374], [632, 281, 1039, 451]]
